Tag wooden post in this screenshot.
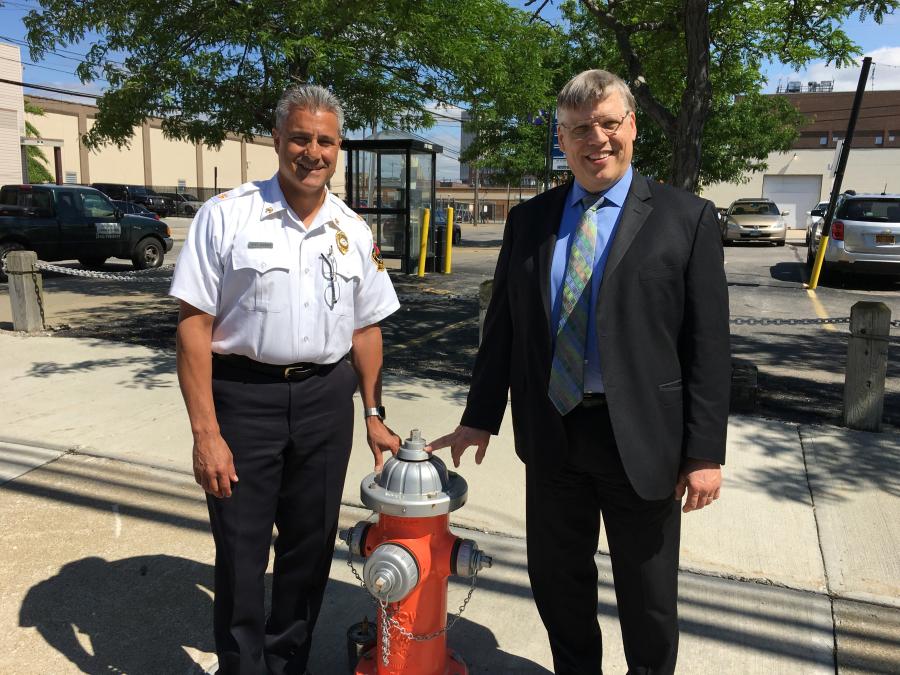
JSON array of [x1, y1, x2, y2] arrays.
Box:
[[7, 251, 45, 333], [478, 279, 493, 345], [843, 301, 890, 431]]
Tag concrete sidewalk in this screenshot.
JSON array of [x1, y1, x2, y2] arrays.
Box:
[[1, 332, 899, 673]]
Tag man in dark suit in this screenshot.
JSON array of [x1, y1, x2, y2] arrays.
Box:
[[428, 69, 730, 674]]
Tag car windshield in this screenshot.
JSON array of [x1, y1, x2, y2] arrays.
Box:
[[838, 199, 900, 223], [730, 202, 780, 216], [131, 187, 149, 196]]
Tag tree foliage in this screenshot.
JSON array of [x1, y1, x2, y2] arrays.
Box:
[[24, 0, 558, 150], [24, 101, 54, 184], [557, 0, 898, 191]]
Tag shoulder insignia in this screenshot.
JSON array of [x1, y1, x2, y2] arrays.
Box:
[[371, 243, 385, 272], [216, 191, 231, 200]]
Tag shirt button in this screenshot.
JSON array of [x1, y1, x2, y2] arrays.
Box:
[[304, 267, 310, 274], [260, 262, 267, 270], [304, 302, 309, 308], [303, 337, 309, 343]]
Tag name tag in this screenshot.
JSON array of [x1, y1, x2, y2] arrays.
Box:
[[247, 241, 273, 249]]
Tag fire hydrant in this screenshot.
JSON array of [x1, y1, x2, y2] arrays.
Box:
[[342, 429, 492, 675]]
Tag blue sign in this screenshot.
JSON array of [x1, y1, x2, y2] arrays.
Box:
[[551, 115, 565, 159]]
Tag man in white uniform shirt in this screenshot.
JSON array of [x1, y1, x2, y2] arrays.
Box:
[[170, 84, 400, 675]]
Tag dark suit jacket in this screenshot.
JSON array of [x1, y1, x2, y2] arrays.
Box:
[[461, 173, 731, 500]]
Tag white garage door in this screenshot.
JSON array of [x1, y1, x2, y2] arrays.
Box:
[[762, 175, 823, 230]]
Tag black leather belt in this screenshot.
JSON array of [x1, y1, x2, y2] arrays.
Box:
[[213, 353, 334, 381], [580, 392, 607, 408]]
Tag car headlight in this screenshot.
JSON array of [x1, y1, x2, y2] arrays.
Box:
[[727, 219, 739, 230]]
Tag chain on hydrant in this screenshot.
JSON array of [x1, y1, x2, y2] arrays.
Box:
[[341, 429, 492, 675]]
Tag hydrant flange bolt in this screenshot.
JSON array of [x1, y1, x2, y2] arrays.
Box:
[[363, 543, 420, 603]]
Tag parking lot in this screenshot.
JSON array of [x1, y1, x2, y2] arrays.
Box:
[[1, 219, 898, 428]]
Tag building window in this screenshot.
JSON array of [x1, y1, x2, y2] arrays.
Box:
[[819, 136, 828, 145], [64, 171, 77, 184], [875, 136, 883, 145], [890, 134, 896, 142]]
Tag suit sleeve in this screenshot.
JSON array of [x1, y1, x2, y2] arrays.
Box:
[[460, 208, 517, 434], [681, 200, 731, 463]]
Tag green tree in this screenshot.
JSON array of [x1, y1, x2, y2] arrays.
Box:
[[554, 0, 897, 191], [23, 0, 557, 150], [24, 101, 54, 183]]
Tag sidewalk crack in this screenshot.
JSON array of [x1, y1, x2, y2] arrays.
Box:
[[799, 425, 839, 675]]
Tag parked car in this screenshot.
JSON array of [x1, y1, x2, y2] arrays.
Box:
[[158, 192, 203, 216], [805, 201, 829, 246], [0, 184, 173, 279], [91, 183, 171, 216], [806, 193, 900, 278], [721, 198, 788, 246], [111, 199, 160, 220], [433, 210, 462, 245]]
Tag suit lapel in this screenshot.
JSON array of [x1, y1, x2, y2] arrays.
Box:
[[537, 181, 571, 325], [602, 173, 653, 285]]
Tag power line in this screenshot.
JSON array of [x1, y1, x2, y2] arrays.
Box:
[[0, 76, 100, 99]]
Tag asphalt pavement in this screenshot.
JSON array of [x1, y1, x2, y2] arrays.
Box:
[[1, 224, 899, 673]]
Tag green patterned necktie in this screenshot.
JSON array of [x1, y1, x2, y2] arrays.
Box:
[[548, 195, 602, 415]]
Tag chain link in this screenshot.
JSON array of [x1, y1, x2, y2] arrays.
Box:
[[30, 267, 45, 328], [346, 547, 479, 666], [731, 316, 851, 326], [31, 260, 175, 282]]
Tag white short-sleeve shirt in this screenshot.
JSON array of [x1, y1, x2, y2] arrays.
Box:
[[170, 173, 400, 365]]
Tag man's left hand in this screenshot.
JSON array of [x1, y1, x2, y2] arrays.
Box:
[[365, 416, 401, 472], [675, 459, 722, 513]]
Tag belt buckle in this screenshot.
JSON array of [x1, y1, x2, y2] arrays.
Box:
[[283, 365, 312, 380]]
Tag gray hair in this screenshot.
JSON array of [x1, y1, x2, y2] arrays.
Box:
[[274, 84, 345, 134], [557, 69, 636, 114]]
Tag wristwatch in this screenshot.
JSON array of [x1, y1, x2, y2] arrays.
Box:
[[364, 406, 386, 421]]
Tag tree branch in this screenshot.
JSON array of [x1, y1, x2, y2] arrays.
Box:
[[581, 0, 677, 138]]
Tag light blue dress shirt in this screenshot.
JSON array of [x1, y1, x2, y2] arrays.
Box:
[[550, 165, 633, 393]]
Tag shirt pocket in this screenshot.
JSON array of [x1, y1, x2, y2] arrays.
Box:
[[232, 247, 292, 313], [319, 253, 363, 317]]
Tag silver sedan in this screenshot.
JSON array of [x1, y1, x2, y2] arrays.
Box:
[[721, 200, 788, 246]]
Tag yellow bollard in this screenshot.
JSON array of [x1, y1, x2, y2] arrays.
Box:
[[808, 235, 830, 289], [417, 208, 431, 278], [443, 207, 455, 274]]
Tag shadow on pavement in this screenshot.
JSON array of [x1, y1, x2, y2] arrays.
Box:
[[21, 352, 177, 390]]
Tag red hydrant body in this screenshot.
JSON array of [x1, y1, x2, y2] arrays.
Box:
[[342, 430, 491, 675]]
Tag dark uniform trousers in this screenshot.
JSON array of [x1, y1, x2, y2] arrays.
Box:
[[208, 357, 358, 675], [526, 401, 681, 675]]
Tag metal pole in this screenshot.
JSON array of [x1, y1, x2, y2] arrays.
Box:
[[809, 57, 871, 289]]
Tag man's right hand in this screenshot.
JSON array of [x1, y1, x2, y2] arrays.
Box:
[[425, 425, 491, 468], [192, 431, 239, 498]]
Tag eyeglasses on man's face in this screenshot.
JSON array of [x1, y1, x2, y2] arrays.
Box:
[[560, 112, 631, 140]]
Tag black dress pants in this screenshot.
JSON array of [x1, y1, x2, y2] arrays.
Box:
[[208, 358, 358, 675], [525, 402, 681, 675]]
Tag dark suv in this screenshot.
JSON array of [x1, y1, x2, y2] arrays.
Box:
[[91, 183, 172, 217]]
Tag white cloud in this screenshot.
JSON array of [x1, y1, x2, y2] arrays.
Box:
[[765, 46, 900, 92]]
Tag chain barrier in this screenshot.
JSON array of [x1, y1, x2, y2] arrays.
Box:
[[732, 316, 900, 329], [32, 261, 175, 282], [346, 548, 478, 666], [30, 267, 45, 328]]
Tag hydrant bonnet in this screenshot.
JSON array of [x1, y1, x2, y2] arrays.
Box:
[[361, 429, 467, 517]]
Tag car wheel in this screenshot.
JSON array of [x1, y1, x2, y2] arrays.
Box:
[[775, 239, 785, 247], [132, 237, 164, 270], [453, 230, 461, 245], [0, 241, 25, 282], [806, 244, 815, 269], [78, 257, 107, 269], [184, 206, 195, 216]]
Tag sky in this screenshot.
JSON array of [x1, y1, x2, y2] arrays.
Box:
[[1, 0, 899, 179]]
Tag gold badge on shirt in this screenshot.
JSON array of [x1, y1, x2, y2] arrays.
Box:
[[371, 243, 385, 272], [335, 230, 349, 255]]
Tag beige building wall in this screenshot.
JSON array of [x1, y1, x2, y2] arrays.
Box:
[[701, 148, 900, 209], [202, 139, 243, 190], [149, 126, 197, 186], [85, 118, 145, 184], [0, 43, 24, 185], [28, 112, 79, 180], [245, 140, 276, 182]]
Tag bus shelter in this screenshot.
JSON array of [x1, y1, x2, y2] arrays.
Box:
[[342, 138, 442, 273]]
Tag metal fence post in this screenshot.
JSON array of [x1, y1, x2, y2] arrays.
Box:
[[843, 301, 890, 431], [7, 251, 45, 333]]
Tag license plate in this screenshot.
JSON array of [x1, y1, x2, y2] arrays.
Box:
[[748, 230, 762, 237], [875, 234, 895, 245]]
